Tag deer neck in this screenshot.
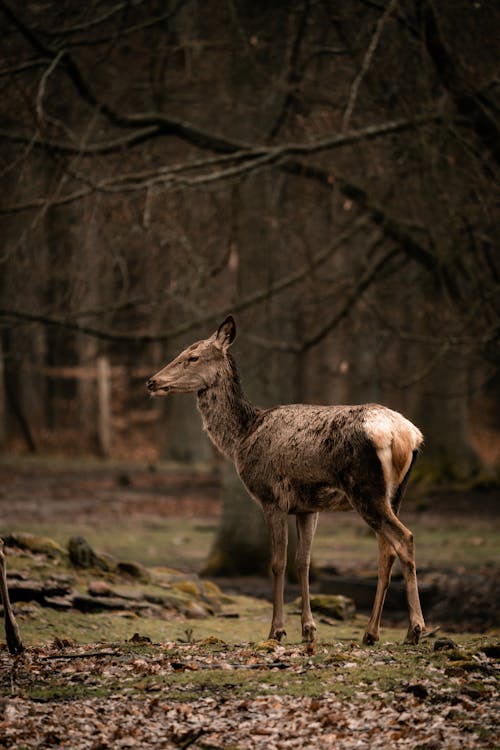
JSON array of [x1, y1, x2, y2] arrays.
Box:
[[196, 354, 258, 459]]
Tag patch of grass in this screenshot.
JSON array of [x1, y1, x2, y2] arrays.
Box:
[[7, 634, 498, 706], [23, 684, 115, 703], [314, 513, 500, 570], [2, 519, 217, 571], [14, 592, 274, 647], [16, 595, 414, 650]]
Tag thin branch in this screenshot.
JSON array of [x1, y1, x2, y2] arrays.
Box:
[[301, 246, 399, 351], [0, 57, 47, 77], [398, 341, 451, 388], [281, 158, 439, 276], [47, 0, 148, 37], [50, 2, 187, 52], [41, 650, 119, 660], [0, 1, 442, 165], [0, 126, 162, 156], [0, 113, 441, 214], [269, 0, 312, 140], [0, 111, 439, 161], [221, 215, 369, 319], [247, 243, 398, 353], [417, 0, 500, 166], [0, 217, 368, 344], [36, 49, 65, 124], [341, 0, 400, 131]]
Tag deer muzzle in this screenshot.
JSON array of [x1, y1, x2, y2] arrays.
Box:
[[146, 378, 169, 394]]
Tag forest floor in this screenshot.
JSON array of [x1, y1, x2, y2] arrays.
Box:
[[0, 456, 498, 749]]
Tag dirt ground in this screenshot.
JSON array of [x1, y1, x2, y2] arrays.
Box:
[[0, 457, 499, 629]]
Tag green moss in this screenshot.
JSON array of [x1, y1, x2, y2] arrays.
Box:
[[6, 532, 66, 557], [172, 580, 201, 597], [4, 632, 499, 708], [21, 684, 115, 703]]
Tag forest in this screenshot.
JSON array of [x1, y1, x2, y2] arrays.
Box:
[[0, 0, 498, 471], [0, 2, 499, 747]]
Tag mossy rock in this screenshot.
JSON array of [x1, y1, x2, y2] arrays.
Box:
[[152, 569, 225, 609], [68, 536, 113, 571], [184, 601, 210, 619], [303, 594, 356, 620], [172, 580, 201, 598], [433, 637, 458, 651], [6, 532, 66, 558], [117, 560, 151, 582], [256, 639, 280, 651], [200, 579, 224, 600]]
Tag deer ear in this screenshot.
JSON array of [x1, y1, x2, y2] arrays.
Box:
[[215, 315, 236, 350]]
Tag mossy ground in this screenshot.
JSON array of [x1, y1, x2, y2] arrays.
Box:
[[3, 627, 498, 705], [5, 552, 497, 707], [0, 458, 498, 748]]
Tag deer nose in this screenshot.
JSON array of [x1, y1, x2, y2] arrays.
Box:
[[146, 379, 157, 391]]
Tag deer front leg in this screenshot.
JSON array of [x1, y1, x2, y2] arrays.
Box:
[[265, 510, 288, 641], [296, 512, 319, 643]]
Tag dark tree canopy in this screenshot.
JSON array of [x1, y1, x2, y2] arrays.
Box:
[[0, 0, 498, 484]]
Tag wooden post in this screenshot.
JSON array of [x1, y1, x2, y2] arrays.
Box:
[[96, 356, 111, 458], [0, 540, 24, 655]]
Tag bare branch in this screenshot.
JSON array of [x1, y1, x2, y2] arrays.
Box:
[[301, 246, 399, 351], [418, 0, 500, 166], [0, 113, 441, 214], [0, 56, 47, 77], [281, 158, 439, 276], [341, 0, 400, 131], [36, 49, 65, 124], [47, 0, 148, 37], [0, 1, 443, 165], [0, 217, 368, 344], [269, 0, 312, 140], [0, 126, 162, 155]]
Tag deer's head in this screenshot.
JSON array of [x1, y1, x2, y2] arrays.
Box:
[[147, 316, 236, 396]]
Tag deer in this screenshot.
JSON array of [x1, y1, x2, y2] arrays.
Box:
[[147, 316, 426, 645]]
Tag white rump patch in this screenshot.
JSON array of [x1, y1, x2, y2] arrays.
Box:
[[363, 407, 423, 493], [363, 410, 393, 451]]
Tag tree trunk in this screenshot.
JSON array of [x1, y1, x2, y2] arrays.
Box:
[[206, 172, 301, 577], [0, 341, 7, 451], [411, 350, 480, 482], [204, 462, 270, 576], [163, 395, 214, 464], [406, 280, 481, 482]]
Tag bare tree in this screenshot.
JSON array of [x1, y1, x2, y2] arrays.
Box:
[[0, 0, 497, 485]]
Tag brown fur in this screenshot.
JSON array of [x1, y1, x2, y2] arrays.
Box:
[[147, 316, 426, 645]]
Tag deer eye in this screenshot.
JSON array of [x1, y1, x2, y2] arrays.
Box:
[[187, 355, 199, 363]]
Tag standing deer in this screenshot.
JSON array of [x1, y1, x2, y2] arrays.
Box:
[[147, 316, 426, 645]]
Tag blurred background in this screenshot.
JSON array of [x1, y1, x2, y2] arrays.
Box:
[[0, 1, 498, 588]]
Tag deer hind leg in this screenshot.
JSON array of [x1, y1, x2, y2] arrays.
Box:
[[363, 475, 412, 645], [295, 512, 319, 643], [353, 492, 425, 645], [380, 513, 425, 644], [363, 533, 397, 645], [265, 509, 288, 641]]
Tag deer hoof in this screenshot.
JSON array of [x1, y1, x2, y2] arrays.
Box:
[[362, 631, 379, 646], [302, 624, 317, 643], [270, 627, 287, 642], [404, 623, 423, 645]]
